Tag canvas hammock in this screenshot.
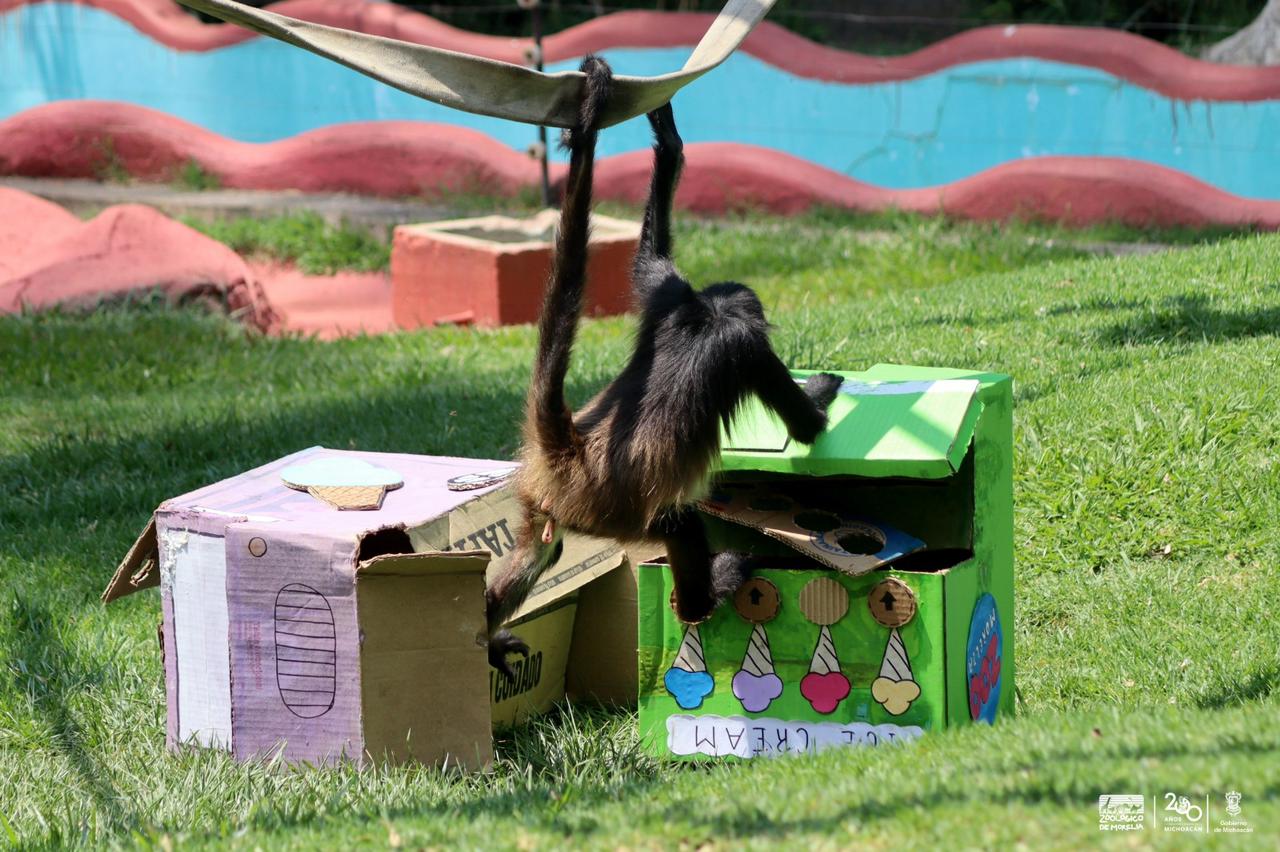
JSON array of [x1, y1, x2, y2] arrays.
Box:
[[175, 0, 777, 128]]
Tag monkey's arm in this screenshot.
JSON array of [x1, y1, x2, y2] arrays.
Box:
[[752, 357, 842, 445], [632, 103, 684, 303]]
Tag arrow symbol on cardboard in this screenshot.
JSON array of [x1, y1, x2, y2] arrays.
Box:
[[749, 588, 763, 606], [880, 592, 896, 611]]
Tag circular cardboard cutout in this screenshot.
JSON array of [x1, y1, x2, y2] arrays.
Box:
[[733, 577, 780, 623], [798, 576, 849, 626], [447, 468, 517, 492], [868, 578, 917, 628]]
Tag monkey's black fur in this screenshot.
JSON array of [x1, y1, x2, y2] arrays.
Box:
[[485, 56, 842, 679]]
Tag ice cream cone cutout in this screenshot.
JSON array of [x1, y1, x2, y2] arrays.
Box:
[[280, 457, 403, 510], [798, 577, 851, 714], [731, 578, 782, 712], [871, 628, 920, 715], [665, 624, 714, 710]]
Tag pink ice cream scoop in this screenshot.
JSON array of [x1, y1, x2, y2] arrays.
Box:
[[800, 625, 850, 714]]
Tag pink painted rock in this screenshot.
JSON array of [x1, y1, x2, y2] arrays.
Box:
[[0, 102, 542, 199], [0, 187, 277, 330], [5, 101, 1279, 229], [592, 145, 1280, 229]]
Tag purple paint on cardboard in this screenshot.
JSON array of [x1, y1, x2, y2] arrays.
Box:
[[732, 671, 783, 713], [174, 448, 512, 526], [226, 524, 364, 765]]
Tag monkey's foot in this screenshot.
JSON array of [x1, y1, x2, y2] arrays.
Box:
[[646, 102, 683, 153], [710, 551, 755, 604], [671, 552, 752, 623], [488, 629, 530, 682]]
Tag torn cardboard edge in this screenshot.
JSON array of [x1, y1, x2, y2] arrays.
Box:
[[103, 516, 159, 604], [357, 550, 490, 578], [699, 484, 925, 575]]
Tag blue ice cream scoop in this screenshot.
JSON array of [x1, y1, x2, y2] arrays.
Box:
[[665, 667, 715, 709]]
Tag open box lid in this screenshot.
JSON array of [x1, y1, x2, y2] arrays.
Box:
[[719, 364, 984, 479], [101, 447, 516, 604]]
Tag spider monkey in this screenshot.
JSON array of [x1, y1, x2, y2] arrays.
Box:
[[485, 55, 842, 679]]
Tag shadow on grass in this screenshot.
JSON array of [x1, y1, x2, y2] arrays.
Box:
[[1194, 667, 1280, 710], [0, 368, 539, 580], [337, 732, 1278, 844], [1, 594, 137, 836], [1099, 294, 1280, 347]]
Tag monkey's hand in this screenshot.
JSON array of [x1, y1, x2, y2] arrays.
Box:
[[785, 372, 842, 444], [646, 102, 683, 154], [804, 372, 842, 411], [488, 629, 530, 683]]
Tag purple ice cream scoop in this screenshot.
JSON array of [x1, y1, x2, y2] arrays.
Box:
[[732, 670, 783, 713]]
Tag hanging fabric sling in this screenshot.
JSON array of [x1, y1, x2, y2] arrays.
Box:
[[174, 0, 778, 128]]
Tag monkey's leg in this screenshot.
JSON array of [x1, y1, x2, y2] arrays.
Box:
[[485, 515, 564, 679], [752, 354, 843, 445], [652, 507, 752, 624], [529, 56, 612, 456]]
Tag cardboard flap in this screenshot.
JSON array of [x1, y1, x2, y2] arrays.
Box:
[[513, 541, 626, 622], [720, 370, 983, 479], [437, 482, 627, 623], [356, 549, 491, 769], [700, 485, 926, 575], [357, 551, 490, 578], [101, 516, 160, 604]]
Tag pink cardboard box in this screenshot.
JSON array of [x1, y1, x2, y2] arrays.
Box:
[[104, 447, 627, 768]]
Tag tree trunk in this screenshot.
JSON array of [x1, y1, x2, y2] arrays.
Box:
[[1202, 0, 1280, 65]]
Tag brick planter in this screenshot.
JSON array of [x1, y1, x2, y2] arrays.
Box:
[[391, 210, 640, 328]]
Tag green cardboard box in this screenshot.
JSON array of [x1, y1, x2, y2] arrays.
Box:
[[637, 364, 1013, 759]]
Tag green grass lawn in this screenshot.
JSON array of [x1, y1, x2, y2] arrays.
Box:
[[2, 222, 1279, 848]]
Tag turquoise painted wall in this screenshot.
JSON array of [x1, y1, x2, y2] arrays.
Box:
[[3, 3, 1279, 198]]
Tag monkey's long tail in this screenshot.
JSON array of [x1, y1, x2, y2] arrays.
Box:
[[527, 55, 612, 456]]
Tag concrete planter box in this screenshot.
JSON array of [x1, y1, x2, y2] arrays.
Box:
[[392, 210, 640, 328]]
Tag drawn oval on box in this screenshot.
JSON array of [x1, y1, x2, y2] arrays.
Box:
[[273, 583, 337, 718]]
